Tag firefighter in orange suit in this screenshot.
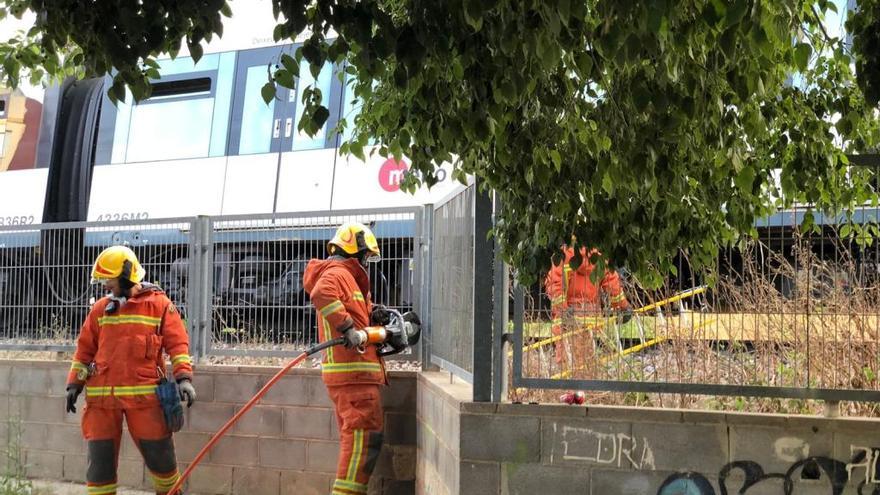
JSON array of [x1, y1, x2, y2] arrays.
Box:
[[303, 222, 390, 495], [65, 246, 196, 495], [545, 245, 632, 371]]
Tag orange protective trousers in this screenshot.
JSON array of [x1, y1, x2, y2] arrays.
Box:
[[82, 404, 180, 495], [327, 384, 384, 495]]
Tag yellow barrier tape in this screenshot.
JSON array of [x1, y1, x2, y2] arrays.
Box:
[[513, 286, 708, 355], [550, 318, 716, 379]]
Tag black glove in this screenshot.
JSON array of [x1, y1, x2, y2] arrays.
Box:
[[615, 307, 634, 325], [178, 379, 196, 408], [66, 384, 83, 413], [370, 304, 391, 326], [343, 327, 367, 349]]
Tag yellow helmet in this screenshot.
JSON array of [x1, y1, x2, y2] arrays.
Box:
[[328, 222, 381, 262], [90, 245, 146, 285]]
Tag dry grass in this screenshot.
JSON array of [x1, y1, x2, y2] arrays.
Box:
[[511, 232, 880, 417]]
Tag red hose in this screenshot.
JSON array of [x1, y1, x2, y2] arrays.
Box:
[[167, 338, 344, 495]]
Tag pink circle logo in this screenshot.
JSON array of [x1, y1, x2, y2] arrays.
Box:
[[378, 159, 409, 192]]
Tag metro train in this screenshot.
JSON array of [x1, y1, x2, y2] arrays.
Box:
[[0, 7, 462, 340]]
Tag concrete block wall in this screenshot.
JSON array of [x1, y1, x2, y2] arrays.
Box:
[[0, 360, 416, 495], [417, 371, 880, 495]]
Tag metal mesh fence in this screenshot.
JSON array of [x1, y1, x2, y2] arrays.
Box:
[[429, 186, 475, 380], [512, 197, 880, 405], [206, 209, 421, 357], [0, 208, 422, 359], [0, 218, 193, 351]]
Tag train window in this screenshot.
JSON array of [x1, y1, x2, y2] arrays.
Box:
[[126, 96, 215, 162], [150, 77, 212, 98], [0, 99, 6, 116], [291, 59, 332, 151], [238, 65, 277, 155], [99, 52, 236, 164]]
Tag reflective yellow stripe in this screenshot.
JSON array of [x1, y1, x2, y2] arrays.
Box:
[[151, 472, 180, 489], [322, 316, 334, 363], [171, 354, 192, 366], [334, 479, 368, 493], [573, 316, 605, 324], [347, 429, 363, 481], [88, 484, 117, 495], [611, 292, 627, 303], [86, 385, 156, 397], [562, 265, 572, 305], [320, 300, 345, 317], [550, 295, 565, 306], [322, 362, 382, 373], [70, 361, 90, 380], [97, 315, 161, 326], [352, 291, 365, 302], [151, 472, 179, 483]]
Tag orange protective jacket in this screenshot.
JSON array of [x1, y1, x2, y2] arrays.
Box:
[[67, 285, 193, 409], [303, 257, 387, 386], [545, 247, 630, 331]]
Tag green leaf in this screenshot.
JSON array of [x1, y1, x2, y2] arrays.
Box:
[[724, 0, 749, 27], [550, 149, 562, 171], [735, 166, 755, 193], [274, 68, 294, 89], [794, 42, 812, 72], [464, 0, 483, 31], [188, 41, 203, 64], [261, 82, 276, 104], [313, 106, 331, 129], [281, 53, 299, 76], [558, 0, 570, 28], [273, 24, 286, 42], [602, 172, 613, 194]]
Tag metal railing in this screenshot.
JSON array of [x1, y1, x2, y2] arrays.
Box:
[[511, 203, 880, 403], [0, 217, 195, 352], [0, 208, 427, 360], [203, 208, 424, 357]]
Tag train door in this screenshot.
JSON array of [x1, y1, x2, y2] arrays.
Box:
[[222, 46, 295, 215], [274, 55, 343, 213]]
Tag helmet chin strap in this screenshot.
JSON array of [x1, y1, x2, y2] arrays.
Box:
[[357, 253, 370, 268]]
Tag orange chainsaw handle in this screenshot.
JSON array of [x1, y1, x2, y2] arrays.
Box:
[[363, 325, 388, 344]]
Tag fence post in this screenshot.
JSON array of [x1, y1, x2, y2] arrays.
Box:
[[473, 182, 493, 401], [491, 192, 509, 402], [512, 282, 524, 390], [416, 204, 434, 371], [187, 216, 213, 361], [186, 217, 202, 360], [199, 216, 214, 359]]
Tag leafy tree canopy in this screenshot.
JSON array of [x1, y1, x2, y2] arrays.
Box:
[[2, 0, 880, 286]]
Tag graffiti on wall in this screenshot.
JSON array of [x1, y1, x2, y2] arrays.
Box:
[[549, 423, 656, 470], [657, 446, 880, 495]]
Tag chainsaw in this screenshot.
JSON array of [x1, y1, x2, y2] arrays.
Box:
[[358, 308, 422, 356]]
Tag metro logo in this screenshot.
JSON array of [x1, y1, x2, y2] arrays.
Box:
[[378, 158, 409, 192]]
